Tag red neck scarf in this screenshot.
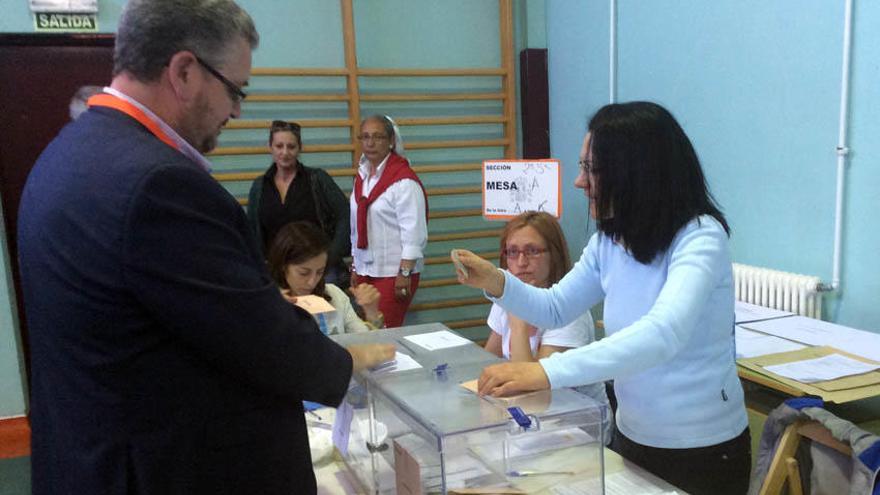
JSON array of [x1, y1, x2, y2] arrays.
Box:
[[353, 152, 427, 249]]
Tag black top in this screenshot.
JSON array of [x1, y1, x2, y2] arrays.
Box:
[[259, 162, 318, 250]]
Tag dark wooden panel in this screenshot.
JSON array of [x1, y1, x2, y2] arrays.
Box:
[[519, 48, 549, 159], [0, 34, 115, 380]]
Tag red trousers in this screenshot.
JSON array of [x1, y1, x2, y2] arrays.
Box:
[[353, 273, 420, 328]]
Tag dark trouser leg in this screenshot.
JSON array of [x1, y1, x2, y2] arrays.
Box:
[[611, 427, 751, 495]]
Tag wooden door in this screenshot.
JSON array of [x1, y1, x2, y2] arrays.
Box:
[[0, 33, 115, 379]]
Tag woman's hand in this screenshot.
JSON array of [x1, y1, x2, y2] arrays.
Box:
[[280, 288, 297, 305], [347, 343, 396, 372], [507, 314, 538, 362], [451, 249, 505, 297], [351, 283, 381, 321], [477, 361, 550, 397], [394, 274, 412, 302]]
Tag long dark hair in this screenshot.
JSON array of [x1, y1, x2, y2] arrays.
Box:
[[588, 101, 729, 264], [267, 221, 330, 300], [499, 211, 571, 287]]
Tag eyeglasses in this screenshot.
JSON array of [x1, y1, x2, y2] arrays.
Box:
[[578, 158, 601, 175], [357, 133, 389, 143], [271, 120, 301, 132], [195, 55, 247, 104], [503, 246, 548, 259]]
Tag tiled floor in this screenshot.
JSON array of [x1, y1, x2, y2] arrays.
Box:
[[0, 456, 30, 495]]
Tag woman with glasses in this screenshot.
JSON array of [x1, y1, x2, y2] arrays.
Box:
[[486, 212, 611, 438], [247, 120, 351, 286], [454, 102, 750, 495], [486, 212, 596, 363], [350, 115, 428, 328]]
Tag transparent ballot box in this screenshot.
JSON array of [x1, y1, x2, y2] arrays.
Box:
[[331, 323, 608, 494]]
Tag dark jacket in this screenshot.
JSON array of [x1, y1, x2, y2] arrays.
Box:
[[247, 163, 350, 270], [17, 107, 352, 495]]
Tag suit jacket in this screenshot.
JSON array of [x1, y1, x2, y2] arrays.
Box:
[[17, 106, 353, 494]]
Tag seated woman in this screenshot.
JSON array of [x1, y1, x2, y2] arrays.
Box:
[[268, 221, 383, 334], [485, 212, 610, 430], [248, 120, 350, 286]]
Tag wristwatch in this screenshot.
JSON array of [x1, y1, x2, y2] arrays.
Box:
[[398, 266, 413, 277]]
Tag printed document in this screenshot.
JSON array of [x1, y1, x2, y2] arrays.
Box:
[[763, 353, 880, 383]]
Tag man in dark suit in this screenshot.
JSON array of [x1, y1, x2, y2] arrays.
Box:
[[16, 1, 394, 493]]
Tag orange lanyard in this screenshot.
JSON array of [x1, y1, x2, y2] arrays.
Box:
[[87, 93, 179, 151]]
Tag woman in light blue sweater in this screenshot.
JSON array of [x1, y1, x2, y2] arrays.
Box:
[[455, 102, 750, 495]]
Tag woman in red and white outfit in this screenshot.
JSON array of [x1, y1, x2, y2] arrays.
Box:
[[350, 115, 428, 328]]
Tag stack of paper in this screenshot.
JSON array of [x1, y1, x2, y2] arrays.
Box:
[[744, 316, 880, 363], [735, 326, 805, 358], [735, 301, 794, 324]]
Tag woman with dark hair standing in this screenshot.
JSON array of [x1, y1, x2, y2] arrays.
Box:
[[350, 115, 428, 328], [248, 120, 351, 286], [454, 102, 750, 495]]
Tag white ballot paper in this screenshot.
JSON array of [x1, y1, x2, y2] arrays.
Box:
[[763, 353, 880, 383], [369, 352, 423, 374], [404, 330, 471, 351]]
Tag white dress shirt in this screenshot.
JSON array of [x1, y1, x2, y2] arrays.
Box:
[[350, 153, 427, 277]]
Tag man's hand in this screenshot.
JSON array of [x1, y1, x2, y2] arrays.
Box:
[[451, 249, 505, 297], [477, 361, 550, 397], [347, 343, 396, 372]]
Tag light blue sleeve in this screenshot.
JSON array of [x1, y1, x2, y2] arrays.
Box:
[[489, 233, 605, 329], [539, 219, 730, 389]]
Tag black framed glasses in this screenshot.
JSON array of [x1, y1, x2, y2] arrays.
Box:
[[578, 158, 600, 175], [195, 55, 247, 104]]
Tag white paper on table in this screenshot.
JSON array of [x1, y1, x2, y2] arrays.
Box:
[[735, 326, 807, 359], [763, 353, 880, 383], [404, 330, 472, 351], [369, 352, 423, 374], [734, 301, 794, 324], [550, 470, 682, 495], [745, 316, 880, 362], [331, 400, 353, 456]]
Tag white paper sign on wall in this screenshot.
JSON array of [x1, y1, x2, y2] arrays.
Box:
[[482, 159, 561, 220], [29, 0, 97, 13]]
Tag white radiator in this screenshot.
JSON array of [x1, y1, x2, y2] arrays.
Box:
[[732, 263, 823, 319]]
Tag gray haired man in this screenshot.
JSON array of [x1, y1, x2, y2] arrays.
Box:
[[18, 1, 393, 493]]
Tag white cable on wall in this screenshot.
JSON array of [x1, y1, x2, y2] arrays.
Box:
[[821, 0, 853, 293], [609, 0, 617, 103]]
